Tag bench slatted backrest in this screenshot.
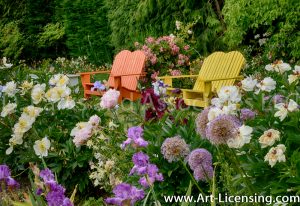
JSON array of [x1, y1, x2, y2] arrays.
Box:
[[193, 51, 245, 92]]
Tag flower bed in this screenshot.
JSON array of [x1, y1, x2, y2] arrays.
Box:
[[0, 58, 300, 205]]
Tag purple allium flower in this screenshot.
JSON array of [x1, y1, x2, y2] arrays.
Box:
[[205, 114, 241, 145], [193, 165, 213, 181], [91, 81, 106, 91], [195, 108, 210, 139], [188, 149, 213, 171], [0, 165, 11, 180], [121, 126, 148, 149], [130, 152, 149, 175], [105, 183, 145, 206], [161, 135, 190, 163], [40, 168, 55, 182], [240, 108, 256, 121]]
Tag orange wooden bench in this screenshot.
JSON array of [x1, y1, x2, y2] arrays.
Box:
[[79, 50, 146, 101]]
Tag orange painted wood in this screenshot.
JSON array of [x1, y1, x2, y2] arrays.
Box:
[[79, 50, 146, 101]]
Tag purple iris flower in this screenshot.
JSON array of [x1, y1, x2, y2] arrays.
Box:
[[91, 81, 106, 91]]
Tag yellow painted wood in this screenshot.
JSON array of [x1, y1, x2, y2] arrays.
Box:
[[158, 51, 246, 108]]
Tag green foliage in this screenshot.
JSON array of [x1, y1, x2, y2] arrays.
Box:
[[0, 21, 24, 59], [37, 23, 65, 48], [104, 0, 224, 54], [62, 0, 113, 65], [223, 0, 300, 61]]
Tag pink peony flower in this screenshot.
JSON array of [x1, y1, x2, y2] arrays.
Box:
[[100, 89, 120, 109], [88, 115, 101, 127], [73, 125, 93, 147]]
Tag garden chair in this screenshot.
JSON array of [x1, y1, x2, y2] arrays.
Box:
[[158, 51, 245, 107], [79, 50, 146, 101]]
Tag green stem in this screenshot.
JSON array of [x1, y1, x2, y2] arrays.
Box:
[[41, 157, 47, 169], [180, 159, 205, 195], [11, 167, 29, 177], [228, 147, 256, 194], [146, 175, 159, 205]]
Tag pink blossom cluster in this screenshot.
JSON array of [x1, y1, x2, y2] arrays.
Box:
[[177, 54, 190, 66], [170, 70, 182, 76], [141, 45, 157, 65]]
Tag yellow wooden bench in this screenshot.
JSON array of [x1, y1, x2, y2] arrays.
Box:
[[158, 51, 245, 107]]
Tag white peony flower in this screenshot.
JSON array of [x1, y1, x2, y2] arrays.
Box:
[[6, 147, 13, 155], [15, 114, 35, 133], [241, 76, 258, 92], [274, 99, 298, 121], [256, 77, 276, 92], [49, 74, 69, 87], [57, 96, 75, 110], [20, 80, 33, 95], [23, 106, 43, 118], [55, 86, 71, 98], [287, 65, 300, 84], [218, 86, 241, 103], [227, 125, 253, 148], [1, 103, 17, 117], [33, 136, 51, 158], [211, 98, 223, 108], [207, 107, 223, 122], [45, 88, 59, 102], [259, 129, 280, 148], [264, 144, 286, 167], [2, 81, 17, 97], [222, 103, 238, 116], [265, 60, 291, 74], [31, 84, 46, 104]]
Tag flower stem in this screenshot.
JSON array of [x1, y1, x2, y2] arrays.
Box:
[[227, 147, 256, 194], [180, 159, 205, 195]]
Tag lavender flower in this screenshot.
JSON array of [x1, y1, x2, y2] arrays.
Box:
[[105, 183, 145, 206], [205, 114, 241, 145], [240, 108, 256, 121], [161, 135, 190, 162], [188, 149, 212, 171], [121, 126, 148, 149], [0, 165, 11, 180], [195, 108, 210, 139], [193, 165, 213, 181], [91, 81, 106, 91], [39, 168, 55, 182], [138, 164, 164, 188], [130, 152, 149, 175], [39, 168, 73, 206], [0, 164, 19, 190]]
